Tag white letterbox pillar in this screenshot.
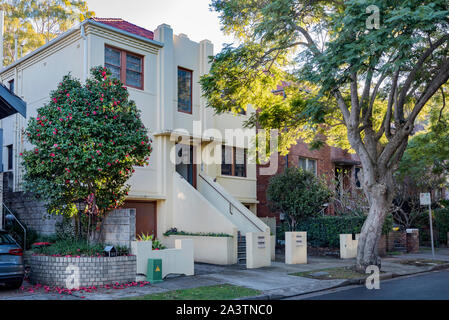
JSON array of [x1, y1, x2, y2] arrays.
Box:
[[285, 232, 307, 264], [246, 231, 271, 269], [340, 234, 360, 259]]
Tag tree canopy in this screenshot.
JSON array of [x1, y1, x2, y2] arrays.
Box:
[[21, 67, 152, 231], [1, 0, 94, 65], [201, 0, 449, 270], [397, 92, 449, 192], [267, 167, 331, 231]]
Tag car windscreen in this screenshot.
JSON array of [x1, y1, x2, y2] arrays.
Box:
[[0, 233, 16, 245]]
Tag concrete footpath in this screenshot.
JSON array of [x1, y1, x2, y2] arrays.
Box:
[[1, 248, 449, 300]]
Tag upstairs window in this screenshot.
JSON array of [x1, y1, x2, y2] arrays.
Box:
[[221, 145, 247, 177], [178, 67, 192, 114], [8, 79, 14, 93], [105, 46, 143, 89], [298, 157, 317, 175], [7, 145, 13, 170]]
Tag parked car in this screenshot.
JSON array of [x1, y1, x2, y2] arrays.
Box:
[[0, 229, 24, 289]]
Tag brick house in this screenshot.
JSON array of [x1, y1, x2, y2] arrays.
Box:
[[257, 134, 362, 225]]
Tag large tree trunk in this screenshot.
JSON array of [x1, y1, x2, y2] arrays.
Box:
[[355, 173, 394, 272]]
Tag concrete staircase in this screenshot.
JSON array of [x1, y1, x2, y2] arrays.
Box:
[[237, 232, 246, 265]]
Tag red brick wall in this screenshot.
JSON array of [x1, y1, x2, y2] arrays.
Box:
[[256, 139, 360, 224]]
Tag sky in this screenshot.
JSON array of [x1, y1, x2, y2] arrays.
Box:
[[85, 0, 235, 52]]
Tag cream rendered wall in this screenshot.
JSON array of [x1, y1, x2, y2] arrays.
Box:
[[172, 171, 237, 235], [1, 31, 85, 190], [88, 29, 162, 199], [0, 21, 260, 248]]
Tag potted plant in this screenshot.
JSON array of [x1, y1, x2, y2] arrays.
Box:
[[131, 233, 154, 257]]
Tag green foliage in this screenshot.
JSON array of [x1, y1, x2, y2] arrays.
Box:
[[397, 105, 449, 191], [163, 229, 233, 238], [0, 0, 94, 66], [434, 208, 449, 244], [21, 66, 152, 227], [202, 0, 449, 154], [137, 233, 153, 242], [136, 233, 166, 250], [55, 216, 76, 241], [266, 167, 332, 230], [31, 239, 128, 256], [294, 216, 366, 248], [292, 213, 393, 248]]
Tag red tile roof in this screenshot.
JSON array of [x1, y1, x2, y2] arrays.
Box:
[[91, 18, 154, 40]]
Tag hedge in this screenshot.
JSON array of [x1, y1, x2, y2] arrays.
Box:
[[294, 216, 366, 248]]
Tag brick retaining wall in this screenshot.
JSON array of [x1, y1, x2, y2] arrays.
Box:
[[30, 255, 136, 288], [4, 191, 62, 236]]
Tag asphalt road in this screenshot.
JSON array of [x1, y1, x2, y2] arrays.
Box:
[[292, 269, 449, 300]]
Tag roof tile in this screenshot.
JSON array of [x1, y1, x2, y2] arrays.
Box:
[[91, 18, 154, 40]]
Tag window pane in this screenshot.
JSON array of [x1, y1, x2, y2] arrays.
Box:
[[7, 145, 13, 170], [235, 148, 246, 177], [178, 68, 192, 113], [126, 54, 141, 72], [126, 70, 142, 87], [308, 159, 317, 175], [106, 64, 121, 80], [105, 47, 121, 66], [221, 145, 232, 175], [298, 158, 307, 171], [8, 79, 14, 93]]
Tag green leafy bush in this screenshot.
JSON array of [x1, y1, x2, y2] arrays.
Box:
[[266, 167, 332, 231], [294, 216, 365, 248], [163, 229, 233, 238], [21, 66, 152, 237], [32, 239, 129, 256], [434, 208, 449, 244], [291, 214, 394, 248]]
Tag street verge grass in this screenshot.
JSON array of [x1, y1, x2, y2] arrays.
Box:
[[122, 284, 261, 300], [291, 267, 371, 280]]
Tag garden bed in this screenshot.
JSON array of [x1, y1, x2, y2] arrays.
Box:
[[29, 254, 136, 288]]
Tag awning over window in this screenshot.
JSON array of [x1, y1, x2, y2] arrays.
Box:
[[332, 158, 361, 166], [0, 83, 26, 119]]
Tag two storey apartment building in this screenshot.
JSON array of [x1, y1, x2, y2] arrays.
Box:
[[0, 17, 268, 263]]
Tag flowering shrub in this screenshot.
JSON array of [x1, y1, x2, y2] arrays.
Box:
[[31, 239, 130, 257], [21, 66, 152, 235]]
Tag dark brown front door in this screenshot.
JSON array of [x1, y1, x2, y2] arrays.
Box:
[[122, 201, 157, 237]]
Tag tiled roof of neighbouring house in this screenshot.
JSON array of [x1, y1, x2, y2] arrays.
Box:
[[91, 17, 154, 40]]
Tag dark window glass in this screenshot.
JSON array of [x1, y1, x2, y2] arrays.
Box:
[[221, 146, 247, 177], [126, 53, 142, 87], [105, 47, 121, 80], [178, 67, 192, 113], [234, 148, 247, 177], [7, 145, 13, 170], [221, 145, 233, 176], [8, 79, 14, 93], [105, 46, 143, 89], [298, 157, 317, 175]]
